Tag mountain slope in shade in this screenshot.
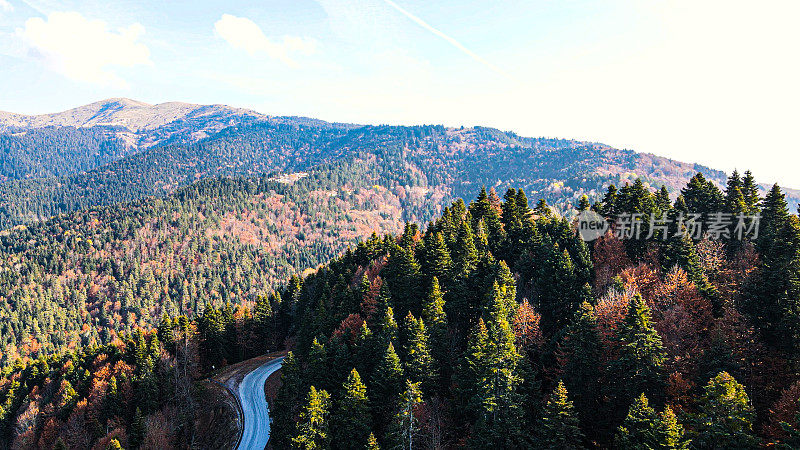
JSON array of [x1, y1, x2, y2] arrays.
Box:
[[0, 99, 347, 181]]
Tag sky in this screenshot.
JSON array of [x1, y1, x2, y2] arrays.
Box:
[[1, 0, 798, 188]]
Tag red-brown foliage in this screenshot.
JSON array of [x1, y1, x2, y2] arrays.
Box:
[[592, 232, 632, 291], [618, 263, 661, 302], [766, 381, 800, 442], [332, 313, 365, 344], [594, 287, 636, 349], [513, 299, 543, 351], [650, 268, 714, 375]]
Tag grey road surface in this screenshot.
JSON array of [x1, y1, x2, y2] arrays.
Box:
[[236, 357, 284, 450]]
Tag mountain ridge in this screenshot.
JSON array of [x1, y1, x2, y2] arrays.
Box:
[[0, 99, 796, 225], [0, 98, 265, 132]]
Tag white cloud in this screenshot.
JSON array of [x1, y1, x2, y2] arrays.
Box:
[[16, 11, 152, 88], [0, 0, 13, 12], [214, 14, 316, 68]]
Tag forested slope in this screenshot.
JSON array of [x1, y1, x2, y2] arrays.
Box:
[[0, 148, 450, 368], [264, 173, 800, 448], [5, 170, 800, 448], [0, 121, 741, 229]]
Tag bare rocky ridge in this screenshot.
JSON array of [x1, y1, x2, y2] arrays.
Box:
[[0, 98, 274, 152], [0, 98, 265, 131]]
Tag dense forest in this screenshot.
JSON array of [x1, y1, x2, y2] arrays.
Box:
[[0, 121, 741, 229], [0, 127, 132, 181], [263, 171, 800, 449], [0, 149, 450, 368], [4, 168, 800, 448]]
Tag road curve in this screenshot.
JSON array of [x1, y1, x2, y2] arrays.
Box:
[[236, 357, 284, 450]]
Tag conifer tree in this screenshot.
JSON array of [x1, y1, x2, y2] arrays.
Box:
[[332, 369, 371, 448], [757, 184, 789, 253], [157, 313, 175, 350], [131, 407, 146, 449], [306, 338, 329, 391], [658, 406, 689, 449], [534, 198, 550, 216], [354, 321, 379, 376], [400, 222, 418, 250], [453, 218, 479, 275], [401, 313, 436, 394], [616, 179, 658, 216], [681, 173, 725, 219], [690, 372, 758, 449], [457, 318, 489, 413], [388, 380, 423, 450], [422, 232, 454, 284], [614, 394, 660, 449], [422, 277, 450, 390], [725, 186, 749, 243], [437, 206, 457, 244], [104, 376, 122, 419], [741, 170, 760, 214], [540, 381, 585, 449], [384, 244, 423, 317], [743, 187, 800, 350], [502, 188, 519, 228], [725, 170, 748, 215], [467, 284, 525, 448], [673, 194, 688, 214], [599, 184, 618, 217], [534, 236, 590, 336], [656, 186, 672, 212], [292, 386, 332, 450], [422, 277, 447, 327], [558, 302, 602, 438], [517, 189, 532, 219], [253, 293, 274, 347], [371, 343, 405, 426], [473, 218, 491, 258], [578, 195, 591, 211], [469, 186, 505, 248], [726, 170, 742, 196], [328, 335, 354, 392], [662, 232, 718, 304], [614, 394, 689, 449], [376, 304, 399, 347], [500, 188, 525, 261], [608, 295, 667, 419], [273, 352, 303, 449], [365, 432, 380, 450]]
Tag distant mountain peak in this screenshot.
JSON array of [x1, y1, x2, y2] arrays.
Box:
[[0, 98, 268, 133]]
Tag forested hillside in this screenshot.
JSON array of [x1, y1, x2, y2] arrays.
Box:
[[0, 127, 133, 181], [264, 174, 800, 449], [4, 170, 800, 448], [0, 119, 745, 229], [0, 149, 450, 368]]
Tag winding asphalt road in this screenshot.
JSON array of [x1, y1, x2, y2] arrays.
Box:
[[236, 357, 284, 450]]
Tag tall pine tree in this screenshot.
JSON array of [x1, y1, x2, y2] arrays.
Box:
[[608, 295, 667, 421], [540, 381, 585, 449], [292, 386, 332, 450], [332, 369, 371, 448], [690, 372, 758, 449]]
